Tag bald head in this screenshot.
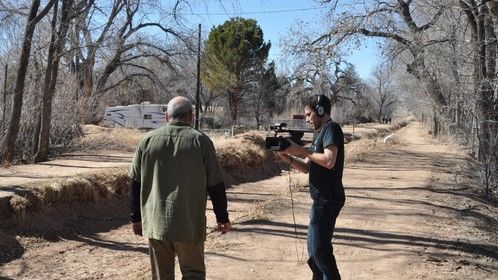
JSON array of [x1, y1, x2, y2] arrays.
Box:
[[166, 96, 193, 123]]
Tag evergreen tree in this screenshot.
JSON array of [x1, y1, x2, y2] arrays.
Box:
[[202, 17, 270, 124]]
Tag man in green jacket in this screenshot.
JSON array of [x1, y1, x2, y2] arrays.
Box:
[[129, 96, 230, 280]]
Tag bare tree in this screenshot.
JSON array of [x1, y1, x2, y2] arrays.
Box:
[[34, 0, 76, 162], [69, 0, 188, 122], [369, 64, 398, 122], [313, 0, 497, 195], [0, 0, 56, 163], [0, 0, 199, 162], [458, 0, 497, 191]]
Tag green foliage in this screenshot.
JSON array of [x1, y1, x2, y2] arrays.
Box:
[[260, 61, 280, 110], [202, 17, 271, 123], [201, 54, 236, 93], [204, 17, 270, 77]]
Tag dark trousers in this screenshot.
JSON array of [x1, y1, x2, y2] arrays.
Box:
[[307, 198, 343, 280]]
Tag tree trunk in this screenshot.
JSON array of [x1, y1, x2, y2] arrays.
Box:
[[32, 55, 44, 157], [0, 0, 54, 162], [34, 1, 58, 162], [228, 87, 242, 125], [432, 109, 439, 137], [2, 64, 8, 134], [35, 0, 73, 163], [484, 2, 498, 183]]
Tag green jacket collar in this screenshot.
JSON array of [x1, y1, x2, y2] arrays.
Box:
[[168, 120, 191, 127]]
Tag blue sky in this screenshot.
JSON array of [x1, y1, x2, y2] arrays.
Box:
[[177, 0, 381, 80]]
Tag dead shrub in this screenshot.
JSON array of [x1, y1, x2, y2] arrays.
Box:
[[40, 177, 101, 205], [73, 125, 143, 152], [213, 130, 279, 183], [35, 168, 129, 208], [236, 197, 289, 224], [9, 195, 31, 220], [345, 138, 379, 163]]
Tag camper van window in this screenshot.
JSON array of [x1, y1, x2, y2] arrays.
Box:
[[144, 114, 152, 119]]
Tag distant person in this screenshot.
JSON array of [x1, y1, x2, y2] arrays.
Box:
[[278, 94, 345, 280], [128, 96, 230, 280]]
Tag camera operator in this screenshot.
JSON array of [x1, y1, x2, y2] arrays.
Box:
[[278, 94, 345, 280]]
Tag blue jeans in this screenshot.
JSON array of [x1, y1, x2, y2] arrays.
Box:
[[307, 198, 344, 280]]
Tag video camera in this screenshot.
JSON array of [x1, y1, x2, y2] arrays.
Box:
[[265, 122, 306, 151]]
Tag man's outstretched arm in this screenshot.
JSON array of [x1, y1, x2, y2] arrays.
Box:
[[207, 182, 230, 234], [130, 179, 142, 236]]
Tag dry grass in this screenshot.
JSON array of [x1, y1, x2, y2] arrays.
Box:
[[214, 132, 268, 169], [213, 131, 280, 184], [345, 138, 380, 163], [284, 173, 308, 194], [6, 121, 413, 219], [345, 120, 409, 164], [9, 195, 31, 220], [8, 168, 129, 219], [75, 125, 143, 152], [235, 197, 290, 224], [37, 168, 129, 206]]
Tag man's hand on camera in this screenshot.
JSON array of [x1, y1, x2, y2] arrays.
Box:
[[282, 138, 305, 156], [277, 151, 291, 162]]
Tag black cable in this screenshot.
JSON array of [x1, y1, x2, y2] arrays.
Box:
[[287, 170, 305, 263]]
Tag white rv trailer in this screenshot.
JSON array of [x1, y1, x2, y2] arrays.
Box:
[[103, 102, 167, 129]]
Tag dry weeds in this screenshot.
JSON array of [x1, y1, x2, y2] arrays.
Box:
[[9, 195, 31, 220], [235, 197, 290, 224], [346, 138, 380, 163], [74, 125, 143, 152], [213, 131, 280, 184], [5, 121, 411, 219], [345, 120, 409, 164], [8, 168, 129, 219]]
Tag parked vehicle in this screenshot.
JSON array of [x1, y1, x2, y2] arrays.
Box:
[[103, 102, 167, 129]]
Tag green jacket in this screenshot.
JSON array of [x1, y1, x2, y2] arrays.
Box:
[[128, 121, 224, 241]]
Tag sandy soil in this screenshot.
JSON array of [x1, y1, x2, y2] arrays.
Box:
[[0, 122, 497, 279]]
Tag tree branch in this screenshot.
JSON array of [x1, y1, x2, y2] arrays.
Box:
[[397, 0, 418, 32], [102, 73, 153, 93], [32, 0, 57, 25], [336, 94, 358, 105], [0, 2, 28, 17], [418, 8, 444, 31], [124, 22, 184, 42], [349, 28, 412, 46]]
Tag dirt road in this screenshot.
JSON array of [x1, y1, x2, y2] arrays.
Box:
[[1, 122, 496, 279]]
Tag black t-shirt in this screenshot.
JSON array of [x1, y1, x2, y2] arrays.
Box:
[[309, 120, 345, 203]]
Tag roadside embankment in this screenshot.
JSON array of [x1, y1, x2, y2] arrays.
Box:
[[0, 120, 410, 221]]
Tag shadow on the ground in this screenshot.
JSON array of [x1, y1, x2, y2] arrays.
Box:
[[0, 230, 24, 266], [334, 227, 498, 260], [234, 219, 498, 261], [58, 154, 133, 161], [346, 194, 497, 229], [0, 198, 144, 265]]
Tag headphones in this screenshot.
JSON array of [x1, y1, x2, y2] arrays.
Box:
[[315, 94, 330, 117]]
